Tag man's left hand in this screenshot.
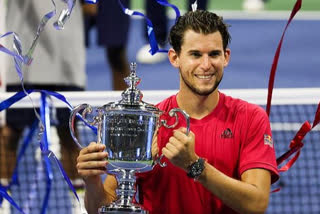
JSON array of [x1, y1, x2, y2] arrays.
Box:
[[162, 127, 198, 171]]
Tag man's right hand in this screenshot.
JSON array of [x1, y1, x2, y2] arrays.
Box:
[[76, 142, 108, 181], [77, 142, 117, 212]]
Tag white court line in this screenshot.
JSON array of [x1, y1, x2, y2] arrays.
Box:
[[271, 122, 320, 131]]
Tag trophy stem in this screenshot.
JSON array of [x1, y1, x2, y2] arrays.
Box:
[[99, 169, 148, 214]]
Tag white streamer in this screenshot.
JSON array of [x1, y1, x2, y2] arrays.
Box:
[[191, 0, 198, 12], [124, 8, 134, 16]]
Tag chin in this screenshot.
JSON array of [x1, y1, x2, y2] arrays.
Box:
[[194, 88, 216, 96]]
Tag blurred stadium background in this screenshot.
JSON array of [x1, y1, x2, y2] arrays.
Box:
[[86, 0, 320, 91], [1, 0, 320, 214]]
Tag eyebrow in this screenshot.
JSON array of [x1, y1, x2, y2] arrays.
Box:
[[187, 49, 222, 54], [209, 50, 222, 55], [188, 50, 201, 54]]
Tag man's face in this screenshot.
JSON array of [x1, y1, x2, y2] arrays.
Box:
[[169, 30, 230, 96]]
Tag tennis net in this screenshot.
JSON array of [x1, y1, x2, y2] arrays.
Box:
[[0, 88, 319, 214]]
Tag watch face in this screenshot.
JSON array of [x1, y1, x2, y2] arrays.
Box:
[[195, 163, 203, 174], [188, 158, 205, 178]]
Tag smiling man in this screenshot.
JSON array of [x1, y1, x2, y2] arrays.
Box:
[[76, 10, 279, 214]]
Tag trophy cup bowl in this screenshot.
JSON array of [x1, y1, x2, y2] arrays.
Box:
[[69, 63, 189, 213]]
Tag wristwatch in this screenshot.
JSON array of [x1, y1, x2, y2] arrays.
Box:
[[187, 158, 205, 179]]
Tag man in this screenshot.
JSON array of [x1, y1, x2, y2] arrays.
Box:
[[77, 10, 279, 214]]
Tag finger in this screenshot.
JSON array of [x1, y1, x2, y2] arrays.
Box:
[[152, 135, 158, 147], [78, 151, 108, 163], [151, 134, 159, 158], [165, 141, 180, 156], [178, 127, 194, 136], [168, 135, 184, 149], [174, 129, 194, 142], [152, 127, 159, 138], [152, 143, 159, 152], [152, 142, 159, 159], [162, 147, 174, 160], [77, 160, 108, 170], [80, 142, 105, 155], [187, 129, 195, 138], [179, 127, 188, 134], [78, 169, 106, 177], [173, 129, 188, 143]]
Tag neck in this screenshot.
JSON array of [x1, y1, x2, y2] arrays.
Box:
[[176, 89, 220, 120]]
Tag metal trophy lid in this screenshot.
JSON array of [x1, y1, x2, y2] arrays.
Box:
[[102, 62, 161, 114]]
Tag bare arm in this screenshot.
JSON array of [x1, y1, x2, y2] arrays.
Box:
[[162, 128, 271, 214], [198, 165, 271, 214], [77, 142, 117, 214]]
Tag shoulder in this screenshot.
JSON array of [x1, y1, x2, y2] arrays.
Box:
[[222, 92, 268, 120]]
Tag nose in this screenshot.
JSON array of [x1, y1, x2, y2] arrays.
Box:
[[200, 55, 211, 71]]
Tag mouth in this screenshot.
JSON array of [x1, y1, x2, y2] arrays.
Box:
[[195, 74, 214, 80]]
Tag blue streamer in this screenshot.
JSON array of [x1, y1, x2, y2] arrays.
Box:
[[0, 0, 57, 83], [39, 92, 53, 214], [0, 1, 85, 212], [0, 0, 78, 68], [84, 0, 99, 3], [48, 151, 81, 202], [0, 184, 27, 214], [41, 155, 53, 214], [41, 90, 98, 134], [0, 90, 32, 111], [156, 0, 181, 23], [9, 120, 39, 187], [25, 1, 57, 66], [117, 0, 171, 55], [0, 121, 37, 214], [38, 92, 82, 213], [0, 90, 97, 213], [0, 186, 2, 206], [0, 33, 27, 81], [0, 90, 97, 134], [0, 0, 78, 109], [53, 0, 77, 30]]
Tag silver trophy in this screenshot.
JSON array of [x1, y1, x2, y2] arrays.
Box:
[[69, 63, 190, 213]]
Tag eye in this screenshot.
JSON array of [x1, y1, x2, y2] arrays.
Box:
[[190, 51, 201, 58], [209, 51, 221, 57]]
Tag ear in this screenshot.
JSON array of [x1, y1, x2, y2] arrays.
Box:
[[168, 48, 179, 68], [223, 48, 231, 67]]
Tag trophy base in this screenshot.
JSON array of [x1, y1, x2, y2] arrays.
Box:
[[99, 204, 148, 214], [98, 169, 149, 214]]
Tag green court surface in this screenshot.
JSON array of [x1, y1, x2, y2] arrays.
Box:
[[131, 0, 320, 11]]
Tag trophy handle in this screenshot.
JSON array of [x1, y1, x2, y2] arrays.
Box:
[[155, 108, 190, 167], [69, 103, 101, 148], [161, 108, 190, 135]]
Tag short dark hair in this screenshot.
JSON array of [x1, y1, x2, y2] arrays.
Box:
[[168, 10, 231, 55]]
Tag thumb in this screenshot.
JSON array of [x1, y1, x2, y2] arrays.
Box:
[[179, 127, 192, 136]]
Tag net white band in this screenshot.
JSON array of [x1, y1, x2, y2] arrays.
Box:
[[1, 88, 319, 108]]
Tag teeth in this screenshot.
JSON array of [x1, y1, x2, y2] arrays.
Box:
[[197, 75, 212, 79]]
